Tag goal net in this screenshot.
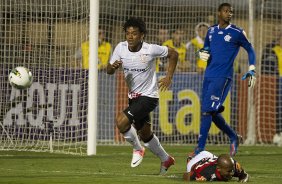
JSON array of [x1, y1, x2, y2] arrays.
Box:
[[1, 0, 282, 155], [0, 0, 90, 154]]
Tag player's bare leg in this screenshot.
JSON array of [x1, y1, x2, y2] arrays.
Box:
[[116, 112, 145, 167]]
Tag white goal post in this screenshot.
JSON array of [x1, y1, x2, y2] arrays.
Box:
[[1, 0, 282, 155], [87, 0, 99, 156]]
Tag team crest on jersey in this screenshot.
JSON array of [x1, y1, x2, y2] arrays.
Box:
[[224, 35, 232, 42], [140, 54, 148, 63]]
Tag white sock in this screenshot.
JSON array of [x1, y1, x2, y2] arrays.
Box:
[[144, 134, 169, 162], [123, 125, 143, 150]]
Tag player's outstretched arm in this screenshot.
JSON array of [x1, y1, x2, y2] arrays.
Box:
[[241, 32, 256, 88], [106, 60, 122, 75], [158, 47, 178, 91]]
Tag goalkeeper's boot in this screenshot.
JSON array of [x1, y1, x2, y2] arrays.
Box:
[[159, 155, 175, 175], [131, 147, 145, 168], [230, 134, 243, 157]]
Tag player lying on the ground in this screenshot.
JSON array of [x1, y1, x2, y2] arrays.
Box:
[[183, 151, 249, 182]]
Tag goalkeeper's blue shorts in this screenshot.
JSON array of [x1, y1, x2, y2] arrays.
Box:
[[201, 77, 232, 113]]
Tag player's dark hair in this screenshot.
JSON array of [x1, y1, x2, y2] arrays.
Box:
[[218, 3, 231, 11], [123, 17, 147, 35]]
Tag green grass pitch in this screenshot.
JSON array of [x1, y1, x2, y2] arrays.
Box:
[[0, 145, 282, 184]]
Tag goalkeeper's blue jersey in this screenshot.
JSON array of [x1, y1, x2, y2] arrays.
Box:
[[204, 24, 256, 79]]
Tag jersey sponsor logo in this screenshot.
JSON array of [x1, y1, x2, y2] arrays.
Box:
[[224, 35, 232, 42], [124, 66, 149, 72], [218, 31, 223, 34]]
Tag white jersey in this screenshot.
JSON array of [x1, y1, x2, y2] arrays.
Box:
[[187, 151, 217, 172], [110, 41, 168, 99]]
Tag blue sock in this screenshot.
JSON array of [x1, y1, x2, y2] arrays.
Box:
[[212, 113, 237, 140], [197, 114, 212, 151]]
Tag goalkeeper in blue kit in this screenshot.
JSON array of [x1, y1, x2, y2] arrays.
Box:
[[194, 3, 256, 157]]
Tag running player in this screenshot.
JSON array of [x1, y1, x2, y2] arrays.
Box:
[[107, 17, 178, 175]]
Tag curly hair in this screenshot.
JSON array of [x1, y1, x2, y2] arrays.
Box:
[[123, 17, 147, 35]]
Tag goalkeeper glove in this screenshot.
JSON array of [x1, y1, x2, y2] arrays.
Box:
[[242, 65, 256, 88], [197, 47, 210, 62]]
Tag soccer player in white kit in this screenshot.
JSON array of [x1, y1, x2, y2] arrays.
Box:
[[107, 17, 178, 175]]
